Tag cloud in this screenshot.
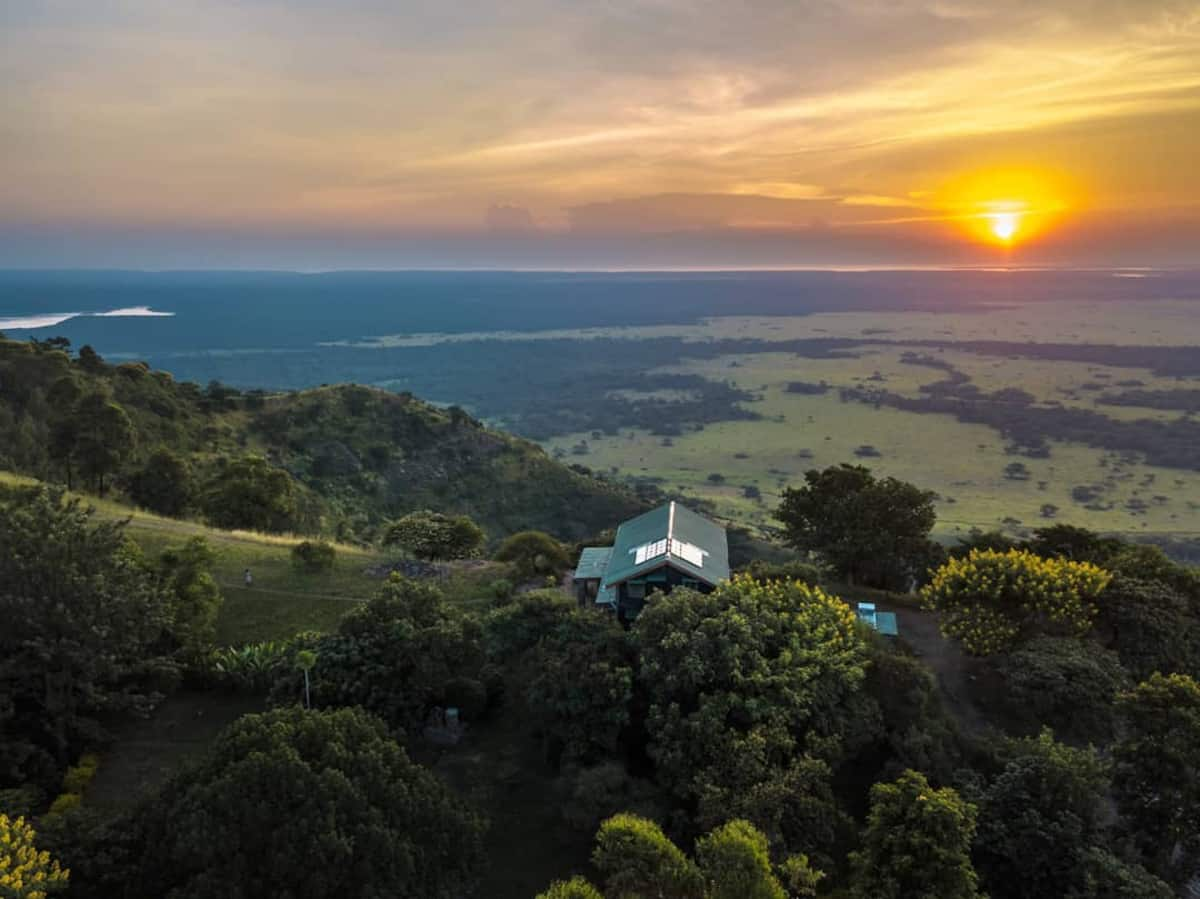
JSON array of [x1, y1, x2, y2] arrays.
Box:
[[1, 0, 1198, 264]]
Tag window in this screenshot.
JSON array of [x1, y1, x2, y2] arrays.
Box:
[[670, 539, 706, 568], [634, 539, 668, 565], [626, 582, 646, 599]]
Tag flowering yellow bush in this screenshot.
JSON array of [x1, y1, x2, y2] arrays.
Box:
[[0, 814, 69, 898], [921, 549, 1110, 655]]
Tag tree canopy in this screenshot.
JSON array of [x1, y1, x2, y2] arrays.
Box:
[[383, 510, 485, 561], [775, 464, 938, 588], [0, 813, 69, 898], [922, 549, 1111, 655], [849, 770, 983, 899], [0, 488, 177, 788], [1112, 673, 1200, 884], [200, 454, 299, 533], [131, 707, 486, 899], [632, 574, 872, 856], [494, 530, 572, 581]]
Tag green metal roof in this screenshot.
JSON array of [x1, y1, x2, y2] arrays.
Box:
[[573, 546, 613, 581], [601, 501, 729, 589]]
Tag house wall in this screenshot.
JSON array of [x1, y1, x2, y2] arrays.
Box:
[[616, 564, 712, 622]]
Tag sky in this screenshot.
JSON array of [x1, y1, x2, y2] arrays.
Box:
[[2, 0, 1199, 269]]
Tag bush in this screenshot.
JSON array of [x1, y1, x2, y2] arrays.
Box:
[[291, 539, 336, 573], [60, 753, 100, 795], [993, 637, 1129, 742], [494, 531, 572, 581], [46, 791, 83, 818]]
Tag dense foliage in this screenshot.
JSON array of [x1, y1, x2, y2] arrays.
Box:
[[0, 489, 180, 789], [775, 464, 939, 589], [922, 549, 1111, 655], [0, 813, 69, 898], [272, 577, 487, 730], [494, 530, 573, 581], [633, 575, 872, 857], [126, 707, 485, 899], [539, 814, 814, 899], [849, 770, 982, 899], [1112, 673, 1200, 885], [0, 337, 646, 542], [382, 510, 485, 561]]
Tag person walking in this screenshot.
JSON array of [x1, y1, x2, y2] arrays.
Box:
[[243, 568, 253, 587]]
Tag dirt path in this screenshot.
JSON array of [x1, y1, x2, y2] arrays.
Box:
[[878, 601, 991, 736]]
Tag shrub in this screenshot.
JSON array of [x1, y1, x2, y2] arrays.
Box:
[[60, 754, 100, 795], [291, 539, 336, 573]]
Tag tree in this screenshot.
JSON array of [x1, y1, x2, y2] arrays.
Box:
[[125, 447, 193, 517], [525, 611, 634, 763], [973, 730, 1110, 899], [71, 391, 135, 495], [274, 577, 486, 730], [593, 814, 704, 899], [291, 539, 336, 573], [633, 575, 871, 859], [1093, 575, 1198, 680], [993, 637, 1128, 742], [695, 819, 786, 899], [849, 770, 983, 899], [536, 877, 605, 899], [383, 510, 485, 561], [1112, 673, 1200, 884], [494, 530, 572, 581], [775, 465, 938, 588], [922, 549, 1111, 655], [549, 815, 806, 899], [201, 454, 298, 532], [0, 488, 176, 787], [132, 707, 485, 899], [1065, 848, 1175, 899], [0, 813, 69, 898], [155, 537, 223, 662]]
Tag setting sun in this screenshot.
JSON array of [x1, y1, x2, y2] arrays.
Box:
[[987, 211, 1021, 243]]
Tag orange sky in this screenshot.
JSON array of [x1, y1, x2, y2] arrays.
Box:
[[2, 1, 1198, 267]]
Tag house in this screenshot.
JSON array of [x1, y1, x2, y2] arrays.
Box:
[[573, 501, 730, 621]]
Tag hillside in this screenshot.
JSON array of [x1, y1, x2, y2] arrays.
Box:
[[0, 336, 647, 542]]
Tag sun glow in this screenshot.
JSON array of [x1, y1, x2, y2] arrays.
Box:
[[938, 169, 1076, 250], [987, 211, 1020, 243]]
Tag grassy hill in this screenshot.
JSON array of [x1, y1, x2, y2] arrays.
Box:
[[0, 470, 502, 645], [0, 336, 647, 544]]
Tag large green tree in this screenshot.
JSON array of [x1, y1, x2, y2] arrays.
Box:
[[131, 707, 486, 899], [1112, 673, 1200, 884], [849, 770, 983, 899], [633, 575, 872, 859], [276, 577, 487, 730], [201, 454, 299, 532], [125, 446, 194, 517], [973, 730, 1110, 899], [71, 391, 135, 495], [775, 465, 938, 588], [525, 610, 634, 764], [543, 814, 811, 899], [154, 537, 224, 662], [0, 488, 176, 787], [993, 637, 1128, 742]]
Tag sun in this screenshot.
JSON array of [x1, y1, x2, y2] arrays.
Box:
[[987, 211, 1020, 243]]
